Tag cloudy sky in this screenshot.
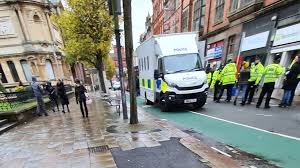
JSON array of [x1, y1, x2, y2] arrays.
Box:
[[132, 0, 153, 49], [61, 0, 153, 49]]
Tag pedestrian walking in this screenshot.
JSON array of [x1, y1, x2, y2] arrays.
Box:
[[45, 81, 59, 112], [287, 56, 300, 106], [244, 57, 264, 104], [234, 61, 250, 106], [57, 80, 70, 113], [256, 57, 284, 109], [31, 76, 48, 116], [216, 59, 237, 103], [75, 79, 89, 118], [210, 64, 222, 101], [279, 56, 300, 107]]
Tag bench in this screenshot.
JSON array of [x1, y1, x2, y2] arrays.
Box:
[[102, 96, 121, 116]]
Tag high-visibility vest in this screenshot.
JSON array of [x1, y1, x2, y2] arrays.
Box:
[[220, 63, 237, 85], [210, 70, 220, 89], [263, 64, 284, 83], [207, 72, 212, 85], [249, 62, 265, 85]]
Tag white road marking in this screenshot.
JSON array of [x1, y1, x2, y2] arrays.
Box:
[[256, 114, 272, 117], [211, 147, 232, 157], [189, 111, 300, 142]]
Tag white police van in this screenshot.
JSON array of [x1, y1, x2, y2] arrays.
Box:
[[136, 32, 208, 111]]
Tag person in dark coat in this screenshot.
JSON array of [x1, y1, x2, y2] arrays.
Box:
[[75, 79, 88, 118], [234, 61, 250, 106], [32, 76, 48, 116], [57, 80, 70, 113], [279, 58, 300, 107], [45, 81, 59, 112]]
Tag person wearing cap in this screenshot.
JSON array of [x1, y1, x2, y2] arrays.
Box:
[[216, 59, 237, 103], [31, 76, 48, 116], [245, 57, 264, 104], [256, 57, 284, 109], [234, 61, 250, 106]]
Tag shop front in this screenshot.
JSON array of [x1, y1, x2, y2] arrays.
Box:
[[271, 22, 300, 96]]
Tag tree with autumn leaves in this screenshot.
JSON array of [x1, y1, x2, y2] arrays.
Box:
[[53, 0, 113, 93]]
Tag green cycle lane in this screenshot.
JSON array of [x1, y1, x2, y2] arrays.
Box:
[[137, 99, 300, 168]]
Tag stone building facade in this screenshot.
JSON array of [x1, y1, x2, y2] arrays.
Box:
[[0, 0, 72, 87]]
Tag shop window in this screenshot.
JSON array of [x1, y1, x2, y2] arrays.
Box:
[[0, 64, 7, 83], [227, 35, 236, 55], [215, 0, 224, 23], [20, 60, 32, 81], [7, 61, 20, 82], [45, 59, 55, 80], [182, 8, 189, 32]]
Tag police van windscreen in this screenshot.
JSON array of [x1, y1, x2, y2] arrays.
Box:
[[163, 53, 203, 74]]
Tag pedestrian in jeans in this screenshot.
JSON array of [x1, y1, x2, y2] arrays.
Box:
[[75, 79, 88, 118], [279, 57, 300, 107], [234, 61, 250, 106], [45, 81, 59, 112], [31, 76, 48, 116], [57, 80, 70, 113]]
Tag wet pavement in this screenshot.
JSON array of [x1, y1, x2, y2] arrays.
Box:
[[0, 93, 277, 168]]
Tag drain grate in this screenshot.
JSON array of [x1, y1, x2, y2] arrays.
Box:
[[88, 145, 109, 153]]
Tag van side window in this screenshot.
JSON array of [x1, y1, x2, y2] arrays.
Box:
[[158, 58, 163, 73], [144, 57, 146, 71], [147, 56, 149, 70]]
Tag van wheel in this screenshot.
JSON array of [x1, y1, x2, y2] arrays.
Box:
[[193, 101, 206, 109], [159, 96, 170, 112], [145, 94, 153, 105]]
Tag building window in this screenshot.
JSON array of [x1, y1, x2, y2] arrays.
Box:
[[33, 14, 41, 22], [240, 0, 253, 7], [45, 59, 55, 80], [20, 60, 32, 81], [215, 0, 224, 23], [182, 8, 189, 32], [0, 64, 7, 83], [193, 0, 207, 30], [175, 0, 180, 9], [227, 35, 236, 55], [7, 61, 20, 82], [230, 0, 239, 11]]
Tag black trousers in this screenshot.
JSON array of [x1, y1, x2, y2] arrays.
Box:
[[218, 84, 234, 101], [213, 82, 221, 101], [256, 83, 275, 108], [244, 81, 256, 104], [79, 100, 88, 117]]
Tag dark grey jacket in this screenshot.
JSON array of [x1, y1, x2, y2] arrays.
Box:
[[32, 82, 43, 98]]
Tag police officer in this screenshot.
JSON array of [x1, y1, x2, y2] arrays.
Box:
[[210, 64, 222, 101], [288, 56, 300, 106], [206, 65, 213, 87], [244, 57, 264, 104], [256, 57, 284, 109], [216, 59, 237, 103]]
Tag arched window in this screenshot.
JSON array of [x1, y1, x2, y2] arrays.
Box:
[[7, 61, 20, 82], [20, 60, 32, 81], [45, 59, 55, 80], [33, 14, 41, 22]]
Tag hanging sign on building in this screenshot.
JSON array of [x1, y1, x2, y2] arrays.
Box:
[[206, 41, 224, 59]]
